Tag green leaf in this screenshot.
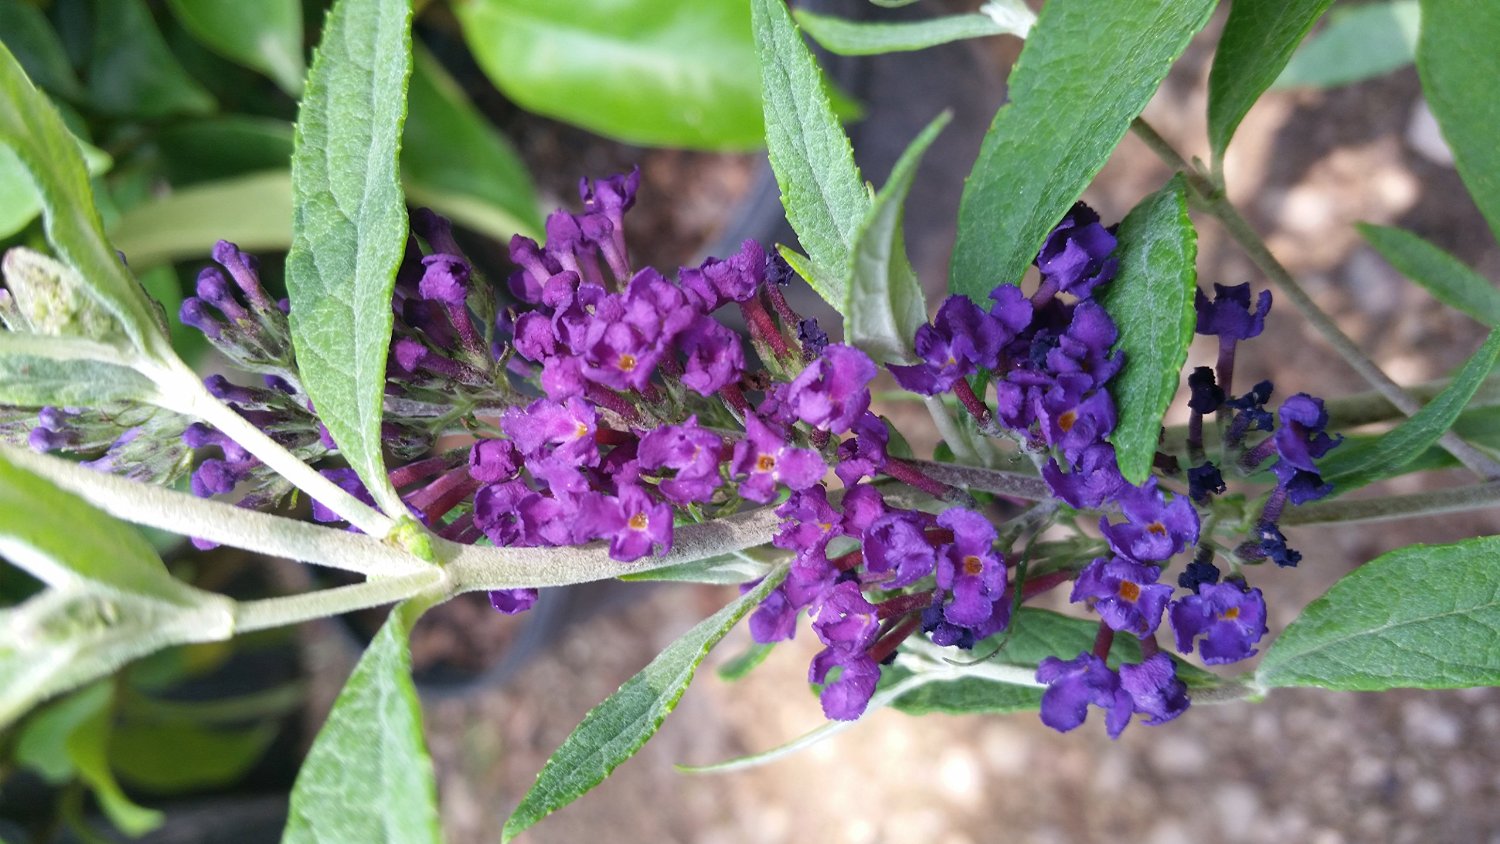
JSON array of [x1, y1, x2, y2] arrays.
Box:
[[456, 0, 762, 150], [844, 112, 947, 364], [1097, 176, 1198, 485], [0, 138, 110, 239], [795, 9, 1020, 56], [113, 720, 278, 794], [0, 333, 157, 406], [282, 601, 441, 843], [716, 642, 774, 682], [109, 170, 292, 270], [166, 0, 306, 96], [502, 566, 789, 842], [949, 0, 1214, 302], [87, 0, 216, 118], [1319, 328, 1500, 490], [1418, 0, 1500, 243], [0, 0, 84, 99], [68, 685, 165, 836], [14, 682, 113, 784], [1207, 0, 1334, 163], [154, 116, 295, 186], [0, 449, 204, 605], [1276, 1, 1419, 89], [618, 548, 780, 584], [285, 0, 413, 520], [753, 0, 870, 310], [0, 43, 167, 356], [403, 47, 541, 241], [1359, 223, 1500, 327], [1258, 535, 1500, 689]]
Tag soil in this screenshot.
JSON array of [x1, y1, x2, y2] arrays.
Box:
[[299, 5, 1500, 843]]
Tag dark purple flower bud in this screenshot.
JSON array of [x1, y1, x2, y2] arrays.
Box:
[[418, 254, 470, 305], [1071, 557, 1173, 638], [1169, 581, 1268, 664], [489, 588, 539, 615], [1195, 282, 1271, 341], [1256, 521, 1302, 567], [1099, 478, 1199, 563], [835, 412, 889, 486], [731, 415, 827, 503], [310, 468, 377, 524], [798, 318, 829, 359], [469, 438, 521, 483], [1118, 654, 1190, 725], [862, 511, 936, 588], [1224, 380, 1275, 443], [1035, 652, 1135, 738], [1035, 202, 1119, 298], [212, 240, 273, 311], [1187, 366, 1225, 414], [189, 458, 239, 497], [1177, 558, 1221, 591], [786, 344, 876, 434], [194, 267, 250, 323], [639, 416, 725, 504], [579, 167, 639, 217], [933, 509, 1006, 628], [508, 235, 560, 303], [179, 298, 224, 340], [1272, 394, 1341, 471], [512, 312, 559, 363], [677, 315, 744, 396], [1041, 443, 1125, 508], [1187, 462, 1226, 504]]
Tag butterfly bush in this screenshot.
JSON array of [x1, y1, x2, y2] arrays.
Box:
[[13, 174, 1341, 736]]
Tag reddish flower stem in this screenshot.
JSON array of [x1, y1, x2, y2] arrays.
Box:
[[952, 378, 994, 428], [876, 591, 933, 620], [720, 383, 751, 415], [739, 296, 791, 360], [1018, 569, 1074, 601], [883, 457, 959, 501], [586, 383, 640, 423], [868, 613, 924, 664], [1092, 621, 1116, 661]]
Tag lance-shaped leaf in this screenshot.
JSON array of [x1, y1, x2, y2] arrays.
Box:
[[1358, 222, 1500, 328], [844, 112, 948, 364], [949, 0, 1214, 303], [403, 47, 541, 241], [1258, 535, 1500, 689], [166, 0, 306, 96], [1206, 0, 1333, 163], [109, 170, 293, 269], [0, 0, 83, 99], [456, 0, 762, 150], [502, 567, 789, 841], [87, 0, 215, 119], [285, 0, 413, 519], [0, 43, 169, 357], [1277, 1, 1420, 90], [795, 8, 1024, 56], [1096, 176, 1198, 485], [1418, 0, 1500, 243], [283, 600, 440, 843], [1319, 328, 1500, 491], [0, 333, 156, 407], [752, 0, 869, 310], [0, 452, 233, 728]]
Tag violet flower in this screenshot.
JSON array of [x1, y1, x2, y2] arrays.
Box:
[[1170, 582, 1269, 664], [1071, 557, 1173, 638], [1036, 652, 1134, 738]]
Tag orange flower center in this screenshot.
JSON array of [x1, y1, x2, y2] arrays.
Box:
[[628, 512, 649, 531], [574, 422, 589, 439], [1146, 521, 1167, 536], [962, 555, 985, 576], [1220, 606, 1240, 621], [618, 353, 637, 372], [755, 453, 777, 472], [1117, 581, 1141, 602], [1058, 410, 1078, 432]]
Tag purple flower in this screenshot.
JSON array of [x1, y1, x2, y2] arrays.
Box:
[[310, 468, 376, 524], [731, 415, 826, 503], [839, 483, 887, 535], [1046, 301, 1122, 386], [638, 417, 725, 504], [1034, 379, 1117, 461], [489, 588, 539, 614], [888, 296, 1006, 394], [808, 582, 882, 721], [418, 254, 470, 305], [1224, 380, 1275, 444], [749, 585, 800, 643], [1042, 443, 1125, 508], [811, 580, 881, 651], [579, 483, 672, 562], [1187, 463, 1226, 504], [862, 511, 936, 588], [679, 240, 766, 312], [1269, 393, 1341, 504], [1196, 282, 1271, 341], [500, 397, 599, 467], [469, 438, 520, 483], [835, 412, 889, 486], [1035, 652, 1134, 738], [1035, 202, 1119, 298], [1255, 521, 1302, 568], [773, 485, 844, 567], [1187, 366, 1225, 414], [1177, 558, 1221, 592], [677, 315, 744, 396], [1070, 557, 1173, 638], [809, 648, 881, 721], [786, 344, 876, 434], [1099, 478, 1199, 563], [1119, 654, 1190, 725], [933, 509, 1006, 627], [1170, 582, 1268, 664]]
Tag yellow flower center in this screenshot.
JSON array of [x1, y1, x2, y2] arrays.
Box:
[[628, 512, 649, 531], [962, 555, 984, 576], [618, 353, 637, 372], [755, 453, 777, 472]]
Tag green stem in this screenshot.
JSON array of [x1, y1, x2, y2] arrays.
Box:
[[146, 359, 397, 538], [0, 445, 423, 578], [1281, 480, 1500, 526], [909, 458, 1050, 500], [922, 396, 998, 466], [232, 569, 445, 634], [1129, 118, 1500, 481]]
